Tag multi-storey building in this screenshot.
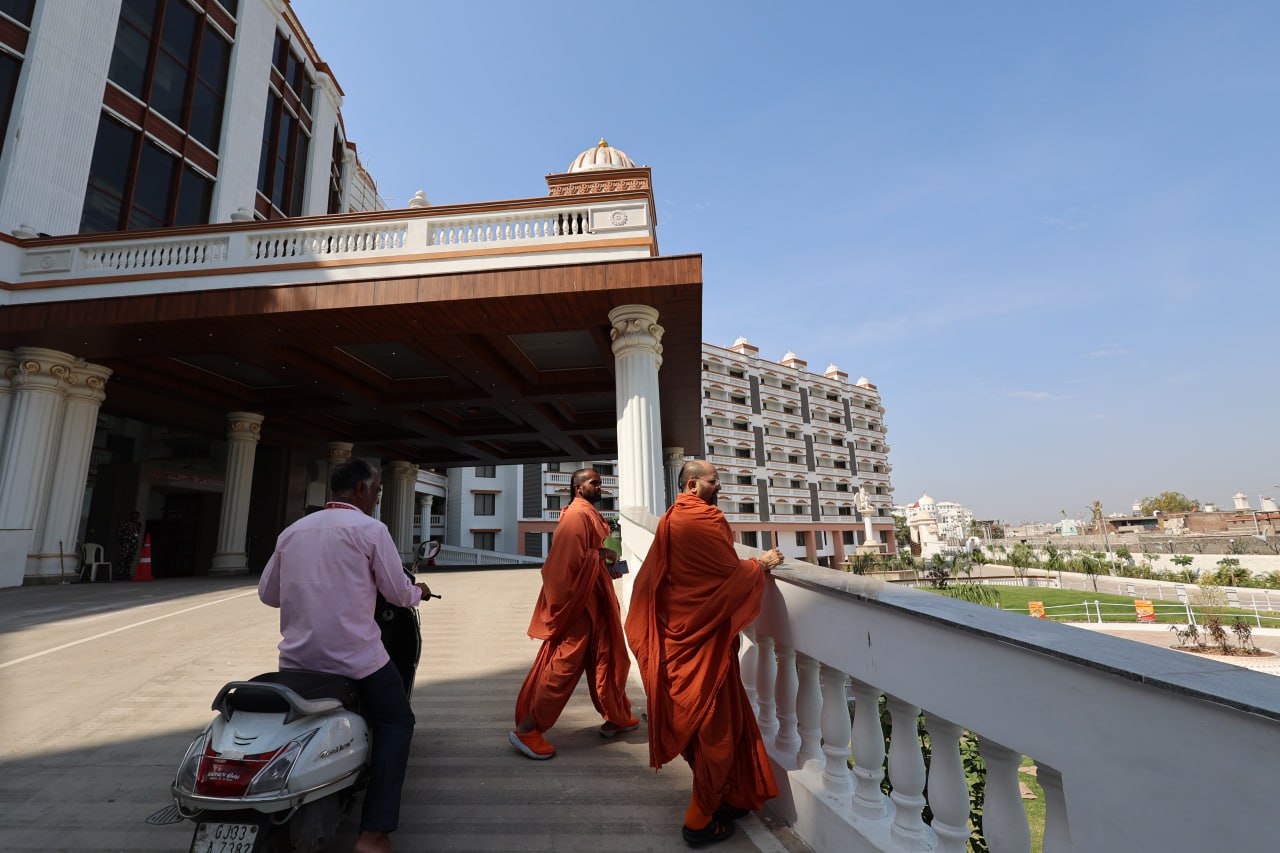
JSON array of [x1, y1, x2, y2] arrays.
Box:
[[700, 337, 895, 566], [0, 3, 700, 587], [0, 0, 383, 241]]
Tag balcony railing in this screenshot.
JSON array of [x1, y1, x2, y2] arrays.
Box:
[[703, 372, 752, 392], [767, 486, 810, 498], [541, 508, 619, 521], [706, 425, 754, 440], [5, 197, 654, 299], [707, 453, 755, 469], [614, 506, 1277, 853], [767, 461, 809, 474], [763, 435, 806, 451], [704, 398, 755, 417]]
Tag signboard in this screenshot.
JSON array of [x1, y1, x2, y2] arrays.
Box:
[[1135, 599, 1156, 623], [1029, 601, 1046, 619]]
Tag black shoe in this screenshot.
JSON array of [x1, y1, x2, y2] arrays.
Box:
[[682, 818, 735, 847], [713, 805, 750, 823]]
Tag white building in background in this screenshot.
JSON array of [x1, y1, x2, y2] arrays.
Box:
[[903, 493, 975, 557]]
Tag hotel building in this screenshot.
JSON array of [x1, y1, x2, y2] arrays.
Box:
[[0, 0, 701, 586]]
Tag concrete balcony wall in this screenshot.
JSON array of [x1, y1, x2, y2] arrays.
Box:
[[616, 505, 1280, 853]]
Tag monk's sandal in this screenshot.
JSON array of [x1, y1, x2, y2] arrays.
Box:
[[682, 818, 735, 847], [599, 716, 641, 738], [509, 730, 556, 760]]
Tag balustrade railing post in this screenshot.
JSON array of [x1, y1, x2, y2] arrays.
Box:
[[740, 628, 759, 713], [773, 642, 799, 763], [978, 738, 1031, 853], [848, 678, 887, 819], [795, 653, 822, 768], [754, 634, 778, 741], [923, 713, 971, 853], [1036, 762, 1074, 853], [819, 665, 852, 792], [885, 694, 929, 847]]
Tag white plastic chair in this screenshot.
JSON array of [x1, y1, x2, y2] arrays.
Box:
[[82, 543, 112, 583]]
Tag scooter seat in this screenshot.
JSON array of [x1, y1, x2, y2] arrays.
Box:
[[249, 671, 360, 711]]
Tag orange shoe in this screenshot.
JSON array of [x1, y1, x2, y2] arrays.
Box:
[[599, 716, 641, 738], [509, 729, 556, 760]]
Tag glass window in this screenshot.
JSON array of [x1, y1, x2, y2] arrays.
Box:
[[473, 532, 496, 551], [474, 493, 496, 516], [174, 165, 212, 226], [475, 466, 496, 478], [0, 51, 20, 161], [0, 0, 35, 25], [108, 4, 155, 98], [80, 116, 139, 233], [129, 140, 176, 229]]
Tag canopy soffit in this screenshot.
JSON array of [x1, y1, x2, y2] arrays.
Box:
[[0, 255, 703, 466]]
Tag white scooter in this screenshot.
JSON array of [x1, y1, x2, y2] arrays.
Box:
[[168, 565, 431, 853]]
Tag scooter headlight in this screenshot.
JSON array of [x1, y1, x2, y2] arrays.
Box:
[[175, 731, 208, 794], [247, 729, 317, 796]]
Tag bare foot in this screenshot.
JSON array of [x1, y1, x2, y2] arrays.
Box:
[[354, 830, 392, 853]]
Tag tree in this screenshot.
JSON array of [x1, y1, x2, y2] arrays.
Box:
[[1212, 557, 1249, 587], [1078, 551, 1103, 592], [1044, 545, 1065, 585], [893, 515, 912, 552], [1009, 543, 1036, 586], [1139, 492, 1199, 515]]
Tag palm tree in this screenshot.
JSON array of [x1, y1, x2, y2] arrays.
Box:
[[1045, 545, 1065, 587]]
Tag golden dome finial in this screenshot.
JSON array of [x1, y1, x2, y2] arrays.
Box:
[[598, 138, 609, 148]]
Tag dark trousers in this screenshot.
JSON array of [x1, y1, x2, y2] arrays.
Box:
[[356, 660, 415, 833]]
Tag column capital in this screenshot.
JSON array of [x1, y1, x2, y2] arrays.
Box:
[[0, 350, 15, 390], [9, 347, 76, 393], [64, 360, 112, 404], [327, 441, 354, 463], [385, 460, 418, 482], [608, 304, 664, 367], [663, 446, 685, 465], [226, 411, 264, 442]]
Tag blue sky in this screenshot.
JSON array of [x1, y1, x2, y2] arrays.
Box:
[[297, 1, 1279, 522]]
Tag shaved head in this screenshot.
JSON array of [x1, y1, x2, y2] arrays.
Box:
[[572, 468, 596, 489], [678, 459, 712, 488]]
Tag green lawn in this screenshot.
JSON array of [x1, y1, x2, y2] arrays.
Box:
[[932, 585, 1272, 625]]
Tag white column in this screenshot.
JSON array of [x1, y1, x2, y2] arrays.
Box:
[[662, 445, 684, 509], [325, 441, 353, 499], [609, 304, 665, 519], [886, 694, 929, 847], [416, 494, 431, 545], [980, 738, 1032, 853], [210, 412, 264, 575], [795, 653, 823, 769], [0, 348, 74, 587], [923, 714, 972, 853], [32, 360, 111, 580], [0, 0, 120, 235], [0, 350, 16, 447], [384, 460, 417, 563]]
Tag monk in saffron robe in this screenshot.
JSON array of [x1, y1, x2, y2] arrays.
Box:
[[626, 459, 783, 846], [509, 468, 638, 760]]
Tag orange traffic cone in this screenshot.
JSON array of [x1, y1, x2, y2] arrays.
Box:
[[133, 534, 154, 582]]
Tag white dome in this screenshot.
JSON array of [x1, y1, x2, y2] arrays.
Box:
[[855, 376, 872, 387], [918, 493, 936, 506], [567, 138, 636, 172]]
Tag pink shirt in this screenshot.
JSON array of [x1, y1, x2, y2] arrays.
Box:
[[258, 503, 422, 680]]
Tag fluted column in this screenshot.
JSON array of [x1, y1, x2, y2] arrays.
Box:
[[32, 360, 111, 579], [325, 441, 353, 499], [210, 412, 263, 575], [384, 460, 417, 563], [610, 304, 665, 520], [0, 350, 16, 448], [416, 494, 431, 546], [0, 348, 75, 587], [662, 446, 684, 508]]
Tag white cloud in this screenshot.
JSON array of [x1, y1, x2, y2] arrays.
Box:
[[1008, 390, 1057, 401]]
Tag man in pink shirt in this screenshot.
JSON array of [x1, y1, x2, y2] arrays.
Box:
[[259, 459, 431, 853]]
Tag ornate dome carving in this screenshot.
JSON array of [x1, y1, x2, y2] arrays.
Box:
[[568, 138, 636, 173]]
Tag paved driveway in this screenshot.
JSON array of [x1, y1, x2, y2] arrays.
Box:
[[0, 570, 806, 852]]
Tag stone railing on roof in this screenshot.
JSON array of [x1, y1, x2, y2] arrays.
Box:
[[0, 195, 654, 303]]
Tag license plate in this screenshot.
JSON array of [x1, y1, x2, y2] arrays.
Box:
[[190, 821, 259, 853]]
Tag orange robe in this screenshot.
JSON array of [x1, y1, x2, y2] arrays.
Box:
[[625, 493, 779, 814], [514, 496, 633, 731]]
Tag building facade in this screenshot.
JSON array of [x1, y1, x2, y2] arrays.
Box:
[[699, 337, 894, 566], [0, 4, 699, 589]]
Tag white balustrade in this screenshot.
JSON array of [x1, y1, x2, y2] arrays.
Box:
[[427, 206, 588, 246], [979, 738, 1031, 853], [923, 715, 970, 853], [81, 237, 229, 271], [613, 511, 1278, 853], [773, 643, 800, 763], [795, 653, 823, 767]]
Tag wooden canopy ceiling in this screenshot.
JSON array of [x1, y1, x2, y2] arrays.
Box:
[[0, 255, 704, 466]]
